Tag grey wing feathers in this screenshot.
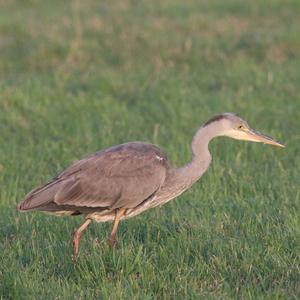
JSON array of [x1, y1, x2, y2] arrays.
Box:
[[17, 179, 61, 211], [18, 142, 169, 212]]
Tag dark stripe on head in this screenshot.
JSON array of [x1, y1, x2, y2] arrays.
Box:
[[203, 113, 235, 127]]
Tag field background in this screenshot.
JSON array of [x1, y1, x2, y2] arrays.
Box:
[[0, 0, 299, 299]]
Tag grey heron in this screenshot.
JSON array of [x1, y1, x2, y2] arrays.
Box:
[[17, 113, 284, 259]]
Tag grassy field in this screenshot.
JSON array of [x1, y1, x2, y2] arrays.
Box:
[[0, 0, 300, 298]]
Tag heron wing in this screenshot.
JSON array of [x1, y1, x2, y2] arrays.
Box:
[[19, 142, 169, 211]]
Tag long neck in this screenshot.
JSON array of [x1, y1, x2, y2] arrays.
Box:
[[172, 123, 219, 187]]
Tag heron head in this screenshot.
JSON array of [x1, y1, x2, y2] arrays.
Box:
[[205, 113, 285, 147]]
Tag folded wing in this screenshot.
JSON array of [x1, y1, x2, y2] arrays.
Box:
[[18, 142, 169, 212]]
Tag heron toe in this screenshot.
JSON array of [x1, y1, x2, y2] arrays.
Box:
[[107, 237, 117, 248]]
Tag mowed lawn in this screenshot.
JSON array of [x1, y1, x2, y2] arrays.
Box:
[[0, 0, 299, 298]]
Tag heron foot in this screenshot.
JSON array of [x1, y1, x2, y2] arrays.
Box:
[[72, 253, 78, 262], [107, 236, 117, 248], [71, 219, 92, 262], [72, 233, 80, 262]]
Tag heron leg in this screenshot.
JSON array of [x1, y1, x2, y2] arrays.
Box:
[[107, 208, 126, 248], [72, 218, 92, 260]]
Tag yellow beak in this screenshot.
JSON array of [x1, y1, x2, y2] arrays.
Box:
[[245, 128, 285, 148]]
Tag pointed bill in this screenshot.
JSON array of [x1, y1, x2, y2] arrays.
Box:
[[246, 129, 285, 147]]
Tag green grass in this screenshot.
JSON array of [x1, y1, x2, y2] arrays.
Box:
[[1, 0, 300, 298]]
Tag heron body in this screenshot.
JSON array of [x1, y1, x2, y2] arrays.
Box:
[[17, 113, 284, 259]]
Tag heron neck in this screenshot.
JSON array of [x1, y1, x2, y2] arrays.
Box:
[[173, 124, 216, 187], [191, 123, 219, 158]]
